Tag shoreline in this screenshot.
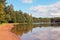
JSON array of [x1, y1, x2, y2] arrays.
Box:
[[0, 24, 21, 40]]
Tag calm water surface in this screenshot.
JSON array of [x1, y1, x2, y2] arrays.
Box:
[[12, 24, 60, 40]]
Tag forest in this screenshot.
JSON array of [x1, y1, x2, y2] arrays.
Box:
[[0, 0, 33, 23], [0, 0, 59, 24]]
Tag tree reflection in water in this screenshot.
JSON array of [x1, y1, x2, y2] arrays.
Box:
[[11, 24, 44, 36], [11, 23, 60, 36], [11, 24, 34, 36], [11, 23, 60, 40]]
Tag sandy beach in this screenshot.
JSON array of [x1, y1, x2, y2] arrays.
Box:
[[0, 24, 20, 40]]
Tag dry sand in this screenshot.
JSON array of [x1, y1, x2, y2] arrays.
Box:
[[0, 24, 21, 40]]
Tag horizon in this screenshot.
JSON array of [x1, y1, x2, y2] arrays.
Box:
[[6, 0, 60, 18]]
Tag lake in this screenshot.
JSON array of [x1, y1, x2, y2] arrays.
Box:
[[12, 24, 60, 40]]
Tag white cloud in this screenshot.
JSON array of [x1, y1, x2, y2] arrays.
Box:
[[29, 1, 60, 17], [22, 0, 33, 3]]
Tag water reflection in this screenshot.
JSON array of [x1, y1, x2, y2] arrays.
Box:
[[12, 24, 42, 35], [11, 24, 60, 40]]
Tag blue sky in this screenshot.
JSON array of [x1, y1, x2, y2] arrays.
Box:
[[6, 0, 60, 18]]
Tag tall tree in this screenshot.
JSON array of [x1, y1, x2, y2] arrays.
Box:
[[6, 4, 16, 23], [14, 10, 25, 23], [24, 13, 33, 23], [0, 0, 6, 23]]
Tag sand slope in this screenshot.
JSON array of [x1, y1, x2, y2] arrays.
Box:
[[0, 24, 20, 40]]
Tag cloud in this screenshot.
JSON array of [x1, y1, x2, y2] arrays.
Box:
[[29, 1, 60, 17], [22, 0, 33, 3]]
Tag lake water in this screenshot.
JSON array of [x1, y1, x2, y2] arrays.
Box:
[[12, 24, 60, 40]]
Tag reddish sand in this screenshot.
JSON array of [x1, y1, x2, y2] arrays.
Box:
[[0, 24, 20, 40]]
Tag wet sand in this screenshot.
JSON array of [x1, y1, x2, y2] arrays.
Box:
[[0, 24, 20, 40]]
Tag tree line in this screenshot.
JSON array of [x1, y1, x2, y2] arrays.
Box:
[[1, 0, 59, 24], [0, 0, 33, 23]]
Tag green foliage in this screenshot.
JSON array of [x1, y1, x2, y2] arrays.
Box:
[[14, 11, 33, 23], [0, 0, 52, 23], [0, 0, 6, 23], [24, 13, 33, 23]]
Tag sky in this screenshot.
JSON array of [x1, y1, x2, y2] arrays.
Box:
[[6, 0, 60, 18]]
